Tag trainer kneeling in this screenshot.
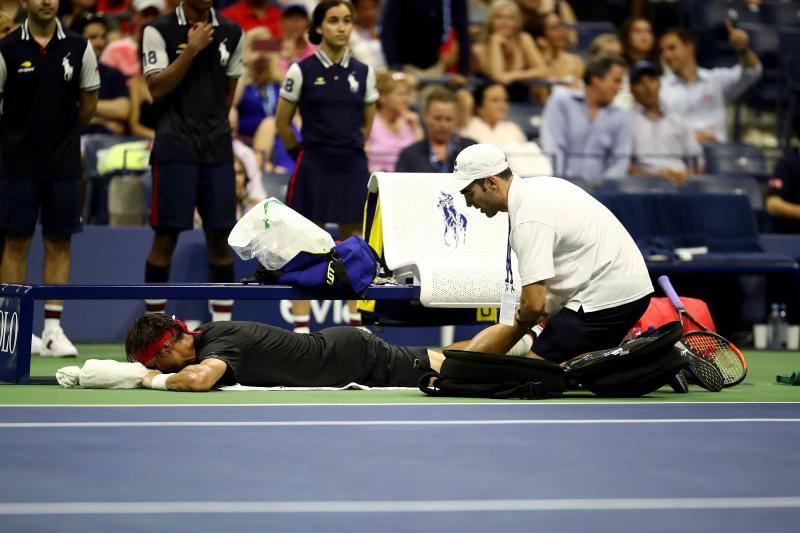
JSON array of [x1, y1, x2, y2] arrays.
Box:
[[453, 144, 653, 363]]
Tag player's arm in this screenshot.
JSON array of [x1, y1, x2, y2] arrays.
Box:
[[361, 66, 378, 143], [78, 41, 100, 126], [78, 90, 99, 127], [145, 23, 214, 100], [766, 196, 800, 219], [225, 29, 245, 113], [142, 358, 228, 392]]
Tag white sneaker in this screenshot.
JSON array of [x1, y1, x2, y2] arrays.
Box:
[[31, 334, 43, 355], [40, 326, 78, 357]]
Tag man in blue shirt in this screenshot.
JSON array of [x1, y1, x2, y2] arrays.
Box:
[[541, 55, 631, 182], [659, 23, 761, 144]]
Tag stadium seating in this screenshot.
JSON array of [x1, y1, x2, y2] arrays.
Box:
[[760, 1, 800, 27], [702, 142, 768, 180], [571, 21, 615, 55], [506, 101, 542, 141], [779, 27, 800, 147], [597, 175, 679, 194], [682, 173, 764, 211], [564, 176, 595, 194], [261, 171, 290, 201]]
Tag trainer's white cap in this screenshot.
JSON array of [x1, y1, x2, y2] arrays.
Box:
[[132, 0, 165, 12], [451, 143, 509, 191]]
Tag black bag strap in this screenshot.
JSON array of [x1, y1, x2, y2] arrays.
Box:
[[418, 373, 558, 400]]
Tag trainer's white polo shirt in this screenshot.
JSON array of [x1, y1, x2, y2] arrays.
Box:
[[507, 175, 653, 315]]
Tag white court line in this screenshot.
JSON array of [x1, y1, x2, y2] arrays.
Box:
[[1, 497, 799, 515], [1, 418, 799, 429], [0, 401, 798, 408]]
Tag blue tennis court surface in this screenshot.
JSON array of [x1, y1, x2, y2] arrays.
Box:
[[1, 402, 798, 532]]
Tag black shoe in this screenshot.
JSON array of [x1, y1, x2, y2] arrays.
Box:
[[669, 369, 689, 393], [677, 341, 724, 392]]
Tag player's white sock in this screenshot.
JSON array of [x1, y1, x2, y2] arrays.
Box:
[[505, 331, 535, 357], [43, 303, 63, 332], [293, 313, 311, 334], [145, 299, 167, 314], [209, 299, 233, 322]]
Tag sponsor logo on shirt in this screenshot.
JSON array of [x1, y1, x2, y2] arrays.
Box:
[[218, 38, 230, 66], [313, 76, 325, 86], [176, 43, 187, 55], [347, 72, 358, 93], [62, 52, 73, 81], [17, 60, 34, 73]]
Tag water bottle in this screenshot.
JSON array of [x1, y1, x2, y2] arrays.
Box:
[[778, 304, 789, 349], [768, 303, 781, 349]]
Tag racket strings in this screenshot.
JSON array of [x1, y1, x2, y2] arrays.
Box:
[[683, 333, 745, 384]]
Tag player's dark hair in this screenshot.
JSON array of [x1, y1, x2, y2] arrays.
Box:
[[583, 54, 626, 86], [310, 0, 354, 45], [661, 26, 695, 46], [470, 167, 513, 192], [125, 313, 183, 362]]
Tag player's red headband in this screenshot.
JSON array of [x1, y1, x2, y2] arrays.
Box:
[[133, 319, 199, 364]]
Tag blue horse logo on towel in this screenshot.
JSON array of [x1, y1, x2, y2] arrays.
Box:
[[437, 192, 467, 248]]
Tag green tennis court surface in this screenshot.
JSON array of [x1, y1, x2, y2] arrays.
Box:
[[0, 345, 796, 405]]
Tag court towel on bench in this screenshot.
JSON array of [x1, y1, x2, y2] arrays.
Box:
[[56, 359, 148, 389]]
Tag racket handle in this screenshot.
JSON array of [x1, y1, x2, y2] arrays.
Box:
[[657, 275, 684, 309]]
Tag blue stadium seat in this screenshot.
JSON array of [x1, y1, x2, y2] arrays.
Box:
[[690, 0, 762, 66], [702, 142, 768, 180], [779, 28, 800, 147], [597, 176, 678, 194], [506, 101, 542, 140], [261, 171, 290, 201], [570, 21, 615, 55], [682, 174, 764, 211], [563, 176, 595, 194]]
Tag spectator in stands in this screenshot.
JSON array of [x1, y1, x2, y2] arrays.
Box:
[[619, 16, 657, 66], [460, 81, 551, 175], [628, 61, 703, 186], [350, 0, 385, 71], [515, 0, 576, 46], [541, 55, 631, 180], [77, 14, 131, 135], [531, 11, 583, 93], [59, 0, 96, 31], [101, 0, 165, 79], [140, 0, 244, 322], [0, 10, 14, 36], [472, 0, 549, 103], [221, 0, 282, 36], [587, 33, 623, 59], [381, 0, 470, 79], [0, 0, 99, 356], [766, 113, 800, 233], [588, 32, 632, 109], [367, 71, 423, 172], [127, 71, 156, 137], [277, 3, 314, 73], [659, 23, 762, 143], [275, 0, 378, 332], [395, 86, 476, 173], [232, 152, 266, 218], [233, 26, 296, 173], [0, 0, 26, 25]]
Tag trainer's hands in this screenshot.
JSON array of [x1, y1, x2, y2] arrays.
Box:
[[141, 369, 162, 389], [187, 22, 215, 55]]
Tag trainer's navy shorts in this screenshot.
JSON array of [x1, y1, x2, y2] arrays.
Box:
[[150, 162, 236, 231], [533, 294, 652, 363], [0, 179, 82, 236]]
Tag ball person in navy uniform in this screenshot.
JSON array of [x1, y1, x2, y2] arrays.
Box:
[[0, 0, 99, 357], [140, 0, 244, 322], [275, 0, 378, 333]]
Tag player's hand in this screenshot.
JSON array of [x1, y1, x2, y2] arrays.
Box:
[[725, 19, 750, 52], [187, 22, 215, 55], [141, 369, 162, 389]]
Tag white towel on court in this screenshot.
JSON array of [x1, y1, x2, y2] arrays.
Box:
[[220, 384, 415, 391], [56, 359, 148, 389]]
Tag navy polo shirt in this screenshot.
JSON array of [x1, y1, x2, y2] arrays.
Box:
[[279, 48, 378, 150], [142, 4, 244, 164], [0, 19, 100, 180]]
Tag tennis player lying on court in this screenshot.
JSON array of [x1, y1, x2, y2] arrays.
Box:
[[125, 313, 444, 391]]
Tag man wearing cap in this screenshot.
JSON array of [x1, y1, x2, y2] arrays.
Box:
[[125, 313, 445, 391], [451, 143, 653, 363], [100, 0, 165, 79], [628, 60, 704, 186]]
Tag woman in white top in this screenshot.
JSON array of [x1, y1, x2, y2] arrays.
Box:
[[472, 0, 549, 102], [460, 82, 552, 175]]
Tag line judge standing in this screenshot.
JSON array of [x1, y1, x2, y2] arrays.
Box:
[[450, 143, 653, 362], [0, 0, 99, 357]]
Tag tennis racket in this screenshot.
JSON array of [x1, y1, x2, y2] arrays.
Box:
[[657, 275, 747, 387]]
